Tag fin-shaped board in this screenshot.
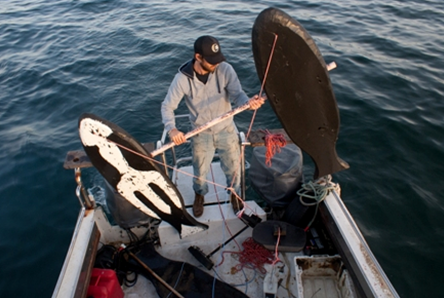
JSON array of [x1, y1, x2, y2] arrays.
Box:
[[252, 220, 306, 252], [78, 113, 207, 236], [252, 7, 349, 178]]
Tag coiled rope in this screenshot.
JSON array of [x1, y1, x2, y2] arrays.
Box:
[[234, 237, 275, 274], [297, 175, 339, 231]]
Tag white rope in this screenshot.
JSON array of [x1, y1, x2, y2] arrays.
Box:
[[297, 175, 339, 230], [297, 175, 337, 207]]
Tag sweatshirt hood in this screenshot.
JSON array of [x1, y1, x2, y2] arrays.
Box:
[[178, 59, 194, 79]]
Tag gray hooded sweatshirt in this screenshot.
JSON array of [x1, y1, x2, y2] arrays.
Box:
[[161, 59, 249, 134]]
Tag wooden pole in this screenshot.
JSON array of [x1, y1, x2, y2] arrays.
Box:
[[121, 245, 185, 298]]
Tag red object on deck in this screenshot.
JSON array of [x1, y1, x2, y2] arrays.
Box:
[[86, 268, 123, 298]]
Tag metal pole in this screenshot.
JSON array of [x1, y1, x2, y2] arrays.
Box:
[[74, 168, 95, 209], [239, 132, 246, 201]]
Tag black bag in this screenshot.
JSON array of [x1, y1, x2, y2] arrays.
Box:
[[249, 144, 303, 208]]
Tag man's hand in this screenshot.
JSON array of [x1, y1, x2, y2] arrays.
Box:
[[248, 94, 266, 110], [169, 128, 186, 145]]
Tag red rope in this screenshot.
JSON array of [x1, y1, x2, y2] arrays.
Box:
[[233, 237, 274, 274], [246, 33, 278, 140], [272, 227, 282, 266], [262, 129, 287, 167]]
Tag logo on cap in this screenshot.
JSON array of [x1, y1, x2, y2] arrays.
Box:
[[211, 43, 219, 53]]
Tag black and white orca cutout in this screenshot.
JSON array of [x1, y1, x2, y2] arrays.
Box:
[[78, 113, 208, 237]]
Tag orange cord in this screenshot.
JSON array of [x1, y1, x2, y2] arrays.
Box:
[[262, 129, 287, 167]]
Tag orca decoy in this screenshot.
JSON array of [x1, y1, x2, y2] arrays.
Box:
[[78, 113, 208, 236], [252, 7, 349, 179]]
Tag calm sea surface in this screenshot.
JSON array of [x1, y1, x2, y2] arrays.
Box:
[[1, 0, 443, 297]]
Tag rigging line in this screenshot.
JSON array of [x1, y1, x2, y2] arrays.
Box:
[[212, 265, 256, 290], [246, 33, 279, 139], [210, 165, 229, 230], [166, 262, 186, 298], [229, 46, 281, 210], [212, 188, 230, 298], [272, 226, 282, 266], [210, 165, 242, 252], [109, 139, 227, 190], [211, 167, 231, 234]]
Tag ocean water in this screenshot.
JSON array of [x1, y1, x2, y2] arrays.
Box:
[[1, 0, 443, 297]]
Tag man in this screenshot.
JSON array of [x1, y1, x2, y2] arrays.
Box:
[[161, 35, 265, 217]]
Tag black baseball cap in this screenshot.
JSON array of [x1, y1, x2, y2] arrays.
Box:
[[194, 35, 226, 65]]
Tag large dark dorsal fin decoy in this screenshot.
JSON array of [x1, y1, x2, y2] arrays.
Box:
[[252, 7, 349, 179]]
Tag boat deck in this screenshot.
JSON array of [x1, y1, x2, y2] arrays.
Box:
[[55, 127, 399, 298], [115, 164, 357, 298]]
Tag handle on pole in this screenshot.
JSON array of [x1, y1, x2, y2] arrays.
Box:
[[151, 101, 251, 157]]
